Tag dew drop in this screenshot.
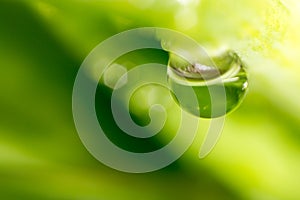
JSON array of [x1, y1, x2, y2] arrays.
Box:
[[167, 50, 248, 118]]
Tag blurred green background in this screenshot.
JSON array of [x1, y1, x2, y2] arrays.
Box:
[[1, 0, 300, 199]]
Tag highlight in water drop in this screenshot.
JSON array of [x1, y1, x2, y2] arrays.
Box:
[[167, 50, 248, 118]]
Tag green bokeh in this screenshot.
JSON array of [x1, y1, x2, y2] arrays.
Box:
[[1, 0, 300, 199]]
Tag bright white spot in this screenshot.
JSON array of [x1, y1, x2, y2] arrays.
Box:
[[194, 63, 213, 71], [242, 81, 248, 90]]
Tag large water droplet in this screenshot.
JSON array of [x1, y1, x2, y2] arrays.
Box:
[[167, 50, 248, 118]]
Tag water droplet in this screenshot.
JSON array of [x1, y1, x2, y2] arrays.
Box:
[[167, 50, 248, 118]]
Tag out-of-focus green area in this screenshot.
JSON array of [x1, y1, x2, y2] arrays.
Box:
[[1, 0, 300, 199]]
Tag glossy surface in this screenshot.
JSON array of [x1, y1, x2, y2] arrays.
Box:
[[168, 51, 248, 118]]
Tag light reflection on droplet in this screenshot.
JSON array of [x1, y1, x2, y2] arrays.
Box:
[[168, 50, 248, 118]]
